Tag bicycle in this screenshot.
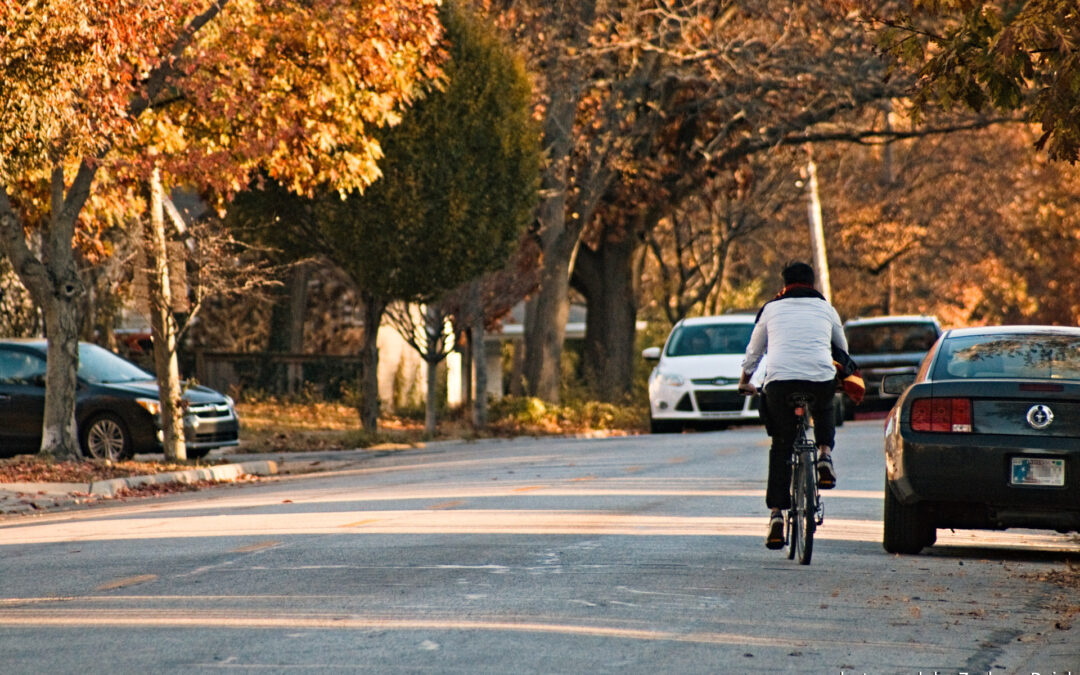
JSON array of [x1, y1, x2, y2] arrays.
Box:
[[738, 384, 827, 564], [784, 393, 823, 565]]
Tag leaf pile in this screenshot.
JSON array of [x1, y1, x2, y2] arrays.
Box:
[[0, 455, 222, 484], [1030, 558, 1080, 592], [112, 474, 260, 499]]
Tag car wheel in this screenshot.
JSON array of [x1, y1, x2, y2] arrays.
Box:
[[882, 479, 930, 555], [81, 413, 133, 461], [833, 396, 845, 428]]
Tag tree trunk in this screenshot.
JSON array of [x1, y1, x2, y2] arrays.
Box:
[[523, 87, 579, 403], [0, 169, 94, 459], [41, 292, 82, 458], [40, 170, 86, 459], [573, 234, 639, 401], [147, 168, 186, 460], [709, 240, 737, 315], [524, 252, 571, 402], [285, 263, 310, 354], [40, 181, 83, 459], [460, 327, 472, 409], [268, 262, 310, 394], [359, 291, 385, 431], [424, 304, 440, 437], [470, 282, 488, 429], [509, 341, 525, 396]]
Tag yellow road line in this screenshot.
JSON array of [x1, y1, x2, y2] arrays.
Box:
[[94, 575, 158, 592]]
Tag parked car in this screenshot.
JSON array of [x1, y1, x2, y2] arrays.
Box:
[[844, 315, 942, 411], [643, 315, 763, 433], [0, 339, 239, 460], [881, 325, 1080, 554]]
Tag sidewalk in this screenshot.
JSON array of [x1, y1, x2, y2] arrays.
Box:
[[0, 444, 434, 517]]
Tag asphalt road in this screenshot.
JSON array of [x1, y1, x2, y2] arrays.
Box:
[[0, 420, 1077, 674]]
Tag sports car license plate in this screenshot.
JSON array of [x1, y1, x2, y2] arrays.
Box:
[[1010, 457, 1065, 487]]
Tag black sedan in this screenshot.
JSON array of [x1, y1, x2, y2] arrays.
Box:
[[882, 326, 1080, 554], [0, 339, 239, 460]]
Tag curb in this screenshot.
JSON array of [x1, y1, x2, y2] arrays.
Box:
[[0, 461, 280, 516], [88, 460, 279, 497]]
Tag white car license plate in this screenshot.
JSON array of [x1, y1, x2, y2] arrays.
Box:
[[1010, 457, 1065, 487]]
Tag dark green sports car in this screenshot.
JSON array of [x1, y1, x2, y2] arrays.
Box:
[[882, 326, 1080, 554]]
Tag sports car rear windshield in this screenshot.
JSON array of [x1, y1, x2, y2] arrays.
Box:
[[933, 334, 1080, 381], [845, 322, 938, 355], [666, 323, 754, 357]]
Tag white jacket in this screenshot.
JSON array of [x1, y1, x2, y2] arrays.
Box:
[[741, 296, 847, 385]]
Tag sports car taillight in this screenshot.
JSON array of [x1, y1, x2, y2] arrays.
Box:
[[911, 397, 972, 433]]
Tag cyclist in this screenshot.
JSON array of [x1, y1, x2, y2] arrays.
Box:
[[737, 261, 848, 549]]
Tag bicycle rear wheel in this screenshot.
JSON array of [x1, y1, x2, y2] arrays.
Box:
[[793, 448, 816, 565]]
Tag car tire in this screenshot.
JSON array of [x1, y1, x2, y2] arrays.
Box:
[[923, 524, 938, 549], [81, 413, 134, 461], [833, 396, 845, 428], [882, 479, 931, 555], [649, 417, 679, 434], [186, 446, 212, 460]]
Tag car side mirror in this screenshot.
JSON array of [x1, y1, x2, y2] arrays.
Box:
[[881, 373, 915, 396], [641, 347, 661, 361]]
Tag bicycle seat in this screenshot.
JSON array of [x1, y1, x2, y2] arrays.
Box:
[[786, 393, 815, 407]]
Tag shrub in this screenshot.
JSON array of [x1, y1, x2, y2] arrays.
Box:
[[489, 395, 549, 426], [489, 395, 647, 433]]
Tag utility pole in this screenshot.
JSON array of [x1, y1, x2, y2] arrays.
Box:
[[146, 166, 187, 460], [882, 102, 897, 315], [805, 145, 832, 303]]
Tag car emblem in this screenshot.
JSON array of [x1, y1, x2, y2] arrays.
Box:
[[1026, 404, 1054, 430]]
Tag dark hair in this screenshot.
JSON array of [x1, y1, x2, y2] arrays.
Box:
[[782, 261, 814, 286]]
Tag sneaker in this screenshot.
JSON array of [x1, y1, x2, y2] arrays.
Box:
[[765, 514, 784, 550], [817, 455, 836, 489]]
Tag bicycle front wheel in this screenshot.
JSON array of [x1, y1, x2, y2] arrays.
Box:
[[793, 449, 816, 565]]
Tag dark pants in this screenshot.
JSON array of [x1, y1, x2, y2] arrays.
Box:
[[760, 379, 836, 510]]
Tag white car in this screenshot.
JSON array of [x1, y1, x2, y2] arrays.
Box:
[[643, 315, 763, 433]]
